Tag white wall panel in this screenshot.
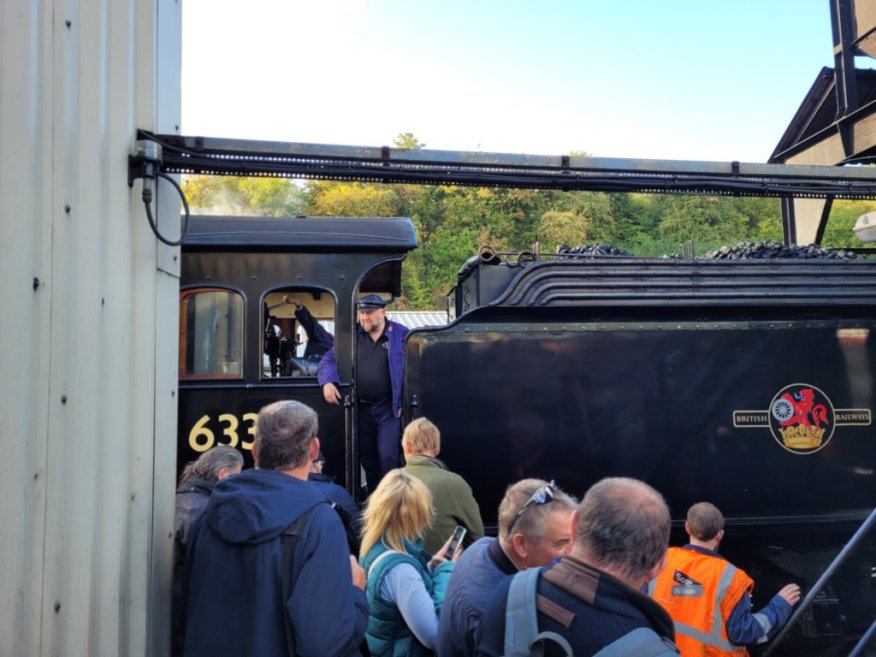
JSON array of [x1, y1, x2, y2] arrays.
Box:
[[0, 0, 180, 655]]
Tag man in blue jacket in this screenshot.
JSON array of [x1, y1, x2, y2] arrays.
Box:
[[319, 294, 408, 493], [182, 400, 368, 657], [287, 296, 334, 359], [436, 479, 578, 657]]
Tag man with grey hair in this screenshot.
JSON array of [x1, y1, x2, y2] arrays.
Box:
[[436, 478, 577, 657], [649, 501, 800, 656], [182, 400, 368, 657], [475, 477, 679, 656]]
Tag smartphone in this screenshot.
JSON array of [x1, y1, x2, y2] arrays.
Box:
[[444, 525, 467, 560]]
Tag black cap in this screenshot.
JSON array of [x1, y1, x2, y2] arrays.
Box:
[[356, 294, 389, 311]]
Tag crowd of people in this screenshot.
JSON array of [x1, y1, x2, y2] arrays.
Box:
[[172, 396, 802, 657]]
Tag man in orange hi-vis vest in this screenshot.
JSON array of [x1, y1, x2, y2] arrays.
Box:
[[649, 502, 801, 656]]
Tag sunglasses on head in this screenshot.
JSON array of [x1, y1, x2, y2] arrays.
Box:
[[508, 480, 556, 533]]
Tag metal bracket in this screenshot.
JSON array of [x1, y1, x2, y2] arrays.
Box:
[[127, 140, 163, 187]]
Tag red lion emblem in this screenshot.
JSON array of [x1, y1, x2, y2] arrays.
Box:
[[779, 388, 829, 427]]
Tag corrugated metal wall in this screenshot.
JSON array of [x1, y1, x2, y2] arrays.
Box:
[[0, 1, 180, 655]]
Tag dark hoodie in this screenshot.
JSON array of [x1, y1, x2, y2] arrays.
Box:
[[172, 476, 215, 657], [174, 476, 214, 548], [182, 468, 368, 657], [308, 472, 363, 554]]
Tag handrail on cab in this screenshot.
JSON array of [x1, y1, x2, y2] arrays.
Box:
[[762, 507, 876, 657]]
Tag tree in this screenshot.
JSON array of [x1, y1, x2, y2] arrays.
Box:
[[822, 199, 876, 247], [538, 211, 589, 248], [304, 181, 401, 217], [393, 133, 426, 150], [657, 195, 750, 253], [546, 192, 617, 246], [181, 175, 306, 216], [608, 193, 661, 252]]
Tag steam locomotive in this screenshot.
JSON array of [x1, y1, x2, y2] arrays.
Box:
[[179, 213, 875, 657]]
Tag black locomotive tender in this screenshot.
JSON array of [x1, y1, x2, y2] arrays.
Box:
[[179, 211, 875, 656]]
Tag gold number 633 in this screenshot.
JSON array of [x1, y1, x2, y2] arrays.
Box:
[[188, 412, 257, 452]]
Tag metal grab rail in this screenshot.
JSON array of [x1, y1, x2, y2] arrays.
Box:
[[847, 619, 876, 657], [343, 393, 356, 498], [762, 507, 876, 657]]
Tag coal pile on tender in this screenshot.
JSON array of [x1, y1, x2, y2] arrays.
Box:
[[556, 243, 632, 257], [700, 241, 857, 260]]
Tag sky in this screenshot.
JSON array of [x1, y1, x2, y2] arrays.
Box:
[[181, 1, 856, 164]]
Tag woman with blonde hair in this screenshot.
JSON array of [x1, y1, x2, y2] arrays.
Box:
[[360, 468, 460, 657]]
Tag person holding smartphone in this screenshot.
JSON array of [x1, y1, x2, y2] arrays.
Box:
[[443, 525, 467, 560], [360, 469, 462, 657], [437, 478, 578, 657]]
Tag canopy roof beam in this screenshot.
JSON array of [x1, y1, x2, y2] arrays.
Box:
[[140, 130, 876, 200]]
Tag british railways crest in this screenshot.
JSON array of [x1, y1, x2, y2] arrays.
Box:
[[733, 383, 871, 454]]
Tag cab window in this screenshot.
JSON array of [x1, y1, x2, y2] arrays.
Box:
[[263, 288, 335, 378], [179, 288, 244, 378]]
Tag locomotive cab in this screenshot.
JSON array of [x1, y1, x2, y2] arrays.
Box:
[[178, 214, 417, 491]]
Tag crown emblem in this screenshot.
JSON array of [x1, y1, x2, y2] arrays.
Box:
[[778, 424, 825, 450], [768, 384, 835, 454]]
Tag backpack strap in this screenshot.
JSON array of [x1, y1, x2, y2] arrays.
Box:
[[306, 483, 362, 546], [280, 501, 329, 657], [592, 627, 679, 657], [504, 569, 573, 657]]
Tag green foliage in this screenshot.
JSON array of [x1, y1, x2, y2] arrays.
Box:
[[539, 211, 589, 248], [393, 133, 426, 150], [181, 175, 306, 216], [304, 181, 400, 217], [658, 196, 745, 245], [645, 195, 784, 255], [545, 192, 616, 246], [822, 199, 876, 247]]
